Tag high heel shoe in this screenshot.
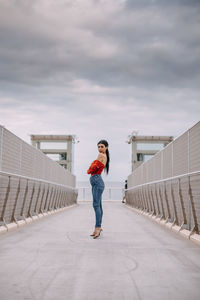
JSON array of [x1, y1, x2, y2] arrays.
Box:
[[93, 228, 102, 239], [90, 228, 103, 237]]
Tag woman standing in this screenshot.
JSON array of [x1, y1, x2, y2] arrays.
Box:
[[87, 140, 110, 239]]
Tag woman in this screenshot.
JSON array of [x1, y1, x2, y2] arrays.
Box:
[[87, 140, 110, 239]]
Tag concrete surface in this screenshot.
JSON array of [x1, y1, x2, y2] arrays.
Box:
[[0, 202, 200, 300]]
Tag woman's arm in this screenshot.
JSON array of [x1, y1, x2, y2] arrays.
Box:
[[87, 161, 98, 174], [87, 157, 105, 174]]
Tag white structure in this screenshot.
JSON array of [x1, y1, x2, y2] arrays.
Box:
[[31, 135, 76, 173], [127, 134, 173, 172]]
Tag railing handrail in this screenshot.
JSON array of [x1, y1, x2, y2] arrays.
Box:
[[126, 170, 200, 191], [0, 170, 77, 190], [78, 186, 124, 190]]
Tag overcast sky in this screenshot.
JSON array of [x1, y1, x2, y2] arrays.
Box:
[[0, 0, 200, 183]]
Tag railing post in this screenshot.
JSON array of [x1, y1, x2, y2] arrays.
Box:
[[43, 184, 50, 212], [34, 182, 42, 215], [144, 186, 150, 213], [51, 186, 58, 210], [188, 175, 198, 233], [11, 178, 21, 223], [163, 181, 170, 221], [55, 188, 61, 209], [170, 180, 178, 225], [28, 181, 36, 218], [178, 178, 187, 226], [47, 186, 55, 211], [155, 183, 160, 217], [0, 175, 10, 225], [39, 184, 46, 214], [158, 183, 164, 219], [20, 179, 29, 219]]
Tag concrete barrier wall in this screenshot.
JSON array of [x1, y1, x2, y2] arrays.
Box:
[[0, 126, 78, 230], [126, 121, 200, 238]]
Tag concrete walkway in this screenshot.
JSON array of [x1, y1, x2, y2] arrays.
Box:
[[0, 202, 200, 300]]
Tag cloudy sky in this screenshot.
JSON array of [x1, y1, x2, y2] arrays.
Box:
[[0, 0, 200, 183]]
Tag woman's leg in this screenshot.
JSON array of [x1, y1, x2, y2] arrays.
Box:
[[92, 184, 104, 228], [90, 175, 104, 230], [92, 185, 104, 227], [99, 195, 103, 226]]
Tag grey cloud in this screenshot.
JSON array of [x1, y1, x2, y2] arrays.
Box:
[[0, 0, 200, 92], [125, 0, 200, 8], [0, 1, 199, 147]]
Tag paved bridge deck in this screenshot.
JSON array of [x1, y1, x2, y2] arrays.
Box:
[[0, 202, 200, 300]]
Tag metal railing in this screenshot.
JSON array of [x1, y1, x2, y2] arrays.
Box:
[[125, 171, 200, 234], [126, 121, 200, 235], [78, 187, 124, 201], [0, 171, 78, 227]]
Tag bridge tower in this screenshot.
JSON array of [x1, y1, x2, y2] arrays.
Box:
[[127, 133, 173, 172], [30, 134, 77, 173]]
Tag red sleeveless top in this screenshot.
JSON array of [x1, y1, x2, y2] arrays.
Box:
[[87, 160, 105, 176]]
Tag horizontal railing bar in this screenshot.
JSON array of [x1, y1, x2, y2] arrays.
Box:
[[0, 171, 77, 191], [78, 187, 124, 190], [126, 170, 200, 191]]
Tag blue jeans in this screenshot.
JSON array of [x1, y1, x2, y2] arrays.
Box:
[[90, 174, 105, 228]]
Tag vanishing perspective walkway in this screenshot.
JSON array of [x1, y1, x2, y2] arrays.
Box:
[[0, 202, 200, 300]]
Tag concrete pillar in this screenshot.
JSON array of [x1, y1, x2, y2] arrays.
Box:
[[132, 141, 137, 172], [67, 141, 72, 173], [36, 142, 40, 150]]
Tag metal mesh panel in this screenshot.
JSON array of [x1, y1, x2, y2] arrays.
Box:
[[163, 143, 173, 179], [0, 126, 76, 188], [189, 122, 200, 172], [1, 130, 21, 174], [127, 122, 199, 188], [173, 132, 188, 176], [21, 141, 35, 177], [154, 152, 162, 181], [34, 150, 46, 180], [0, 127, 3, 171], [0, 175, 9, 211], [147, 159, 153, 183]]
